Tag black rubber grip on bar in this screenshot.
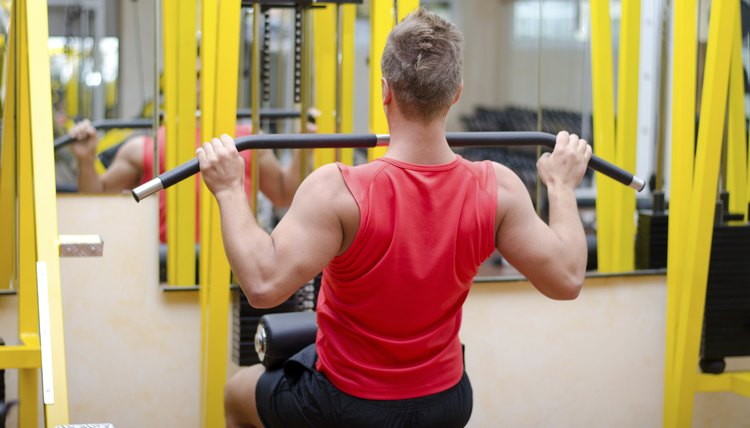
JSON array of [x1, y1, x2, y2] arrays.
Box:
[[159, 133, 378, 189], [445, 131, 636, 188], [53, 118, 155, 150]]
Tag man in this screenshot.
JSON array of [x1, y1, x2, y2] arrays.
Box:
[[199, 8, 591, 428], [68, 119, 310, 242]]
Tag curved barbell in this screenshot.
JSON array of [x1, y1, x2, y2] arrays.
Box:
[[131, 131, 646, 202]]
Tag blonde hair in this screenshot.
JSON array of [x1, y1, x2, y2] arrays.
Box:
[[381, 8, 464, 121]]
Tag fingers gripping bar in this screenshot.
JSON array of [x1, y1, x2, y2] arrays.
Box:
[[53, 119, 155, 150], [131, 132, 646, 202]]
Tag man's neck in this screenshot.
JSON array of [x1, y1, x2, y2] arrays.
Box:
[[384, 114, 456, 165]]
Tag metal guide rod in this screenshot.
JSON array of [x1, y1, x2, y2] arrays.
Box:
[[131, 132, 646, 202]]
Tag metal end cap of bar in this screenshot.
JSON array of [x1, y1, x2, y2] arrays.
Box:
[[630, 176, 646, 192], [131, 178, 164, 202]]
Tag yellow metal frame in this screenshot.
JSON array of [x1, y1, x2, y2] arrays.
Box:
[[664, 1, 747, 426], [339, 4, 355, 164], [199, 0, 241, 426], [313, 3, 356, 168], [313, 4, 338, 167], [589, 0, 617, 273], [0, 0, 72, 425], [163, 0, 198, 286], [611, 0, 640, 272], [0, 0, 15, 293], [368, 0, 419, 161], [663, 0, 697, 423]]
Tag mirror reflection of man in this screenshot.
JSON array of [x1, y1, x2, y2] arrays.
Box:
[[68, 114, 315, 243]]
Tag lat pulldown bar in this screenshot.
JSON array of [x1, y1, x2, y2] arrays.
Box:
[[53, 108, 305, 150], [131, 131, 646, 202]]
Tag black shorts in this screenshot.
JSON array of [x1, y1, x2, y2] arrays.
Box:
[[256, 344, 473, 428]]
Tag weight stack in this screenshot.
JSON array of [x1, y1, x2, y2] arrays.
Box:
[[700, 222, 750, 374], [635, 210, 669, 270], [232, 275, 321, 366]]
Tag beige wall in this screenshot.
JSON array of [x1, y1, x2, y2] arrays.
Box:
[[1, 194, 749, 427]]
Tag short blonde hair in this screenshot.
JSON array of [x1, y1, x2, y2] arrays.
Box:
[[381, 8, 464, 121]]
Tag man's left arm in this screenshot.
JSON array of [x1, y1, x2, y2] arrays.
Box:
[[197, 135, 343, 308]]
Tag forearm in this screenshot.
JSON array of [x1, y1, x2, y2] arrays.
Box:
[[216, 187, 278, 304], [77, 159, 105, 193], [546, 184, 587, 284]]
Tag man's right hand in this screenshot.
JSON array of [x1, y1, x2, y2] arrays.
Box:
[[536, 131, 592, 191], [68, 120, 99, 163]]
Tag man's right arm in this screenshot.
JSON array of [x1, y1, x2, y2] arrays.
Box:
[[493, 131, 591, 300]]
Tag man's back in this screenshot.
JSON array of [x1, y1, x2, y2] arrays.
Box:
[[317, 155, 497, 400]]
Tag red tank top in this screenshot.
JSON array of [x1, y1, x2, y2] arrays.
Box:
[[316, 155, 497, 400], [141, 125, 254, 243]]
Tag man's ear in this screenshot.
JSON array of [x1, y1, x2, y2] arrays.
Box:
[[451, 82, 463, 106], [382, 78, 392, 105]]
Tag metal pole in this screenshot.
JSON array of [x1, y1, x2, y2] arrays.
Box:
[[251, 3, 261, 217]]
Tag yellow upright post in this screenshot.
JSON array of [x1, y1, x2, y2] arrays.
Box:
[[0, 0, 16, 293], [1, 1, 96, 426], [663, 0, 697, 424], [198, 0, 217, 421], [198, 0, 241, 425], [368, 0, 419, 161], [589, 0, 617, 272], [611, 0, 640, 272], [27, 5, 70, 422], [666, 1, 736, 426], [164, 0, 198, 286], [313, 3, 356, 167], [313, 4, 337, 168], [726, 9, 747, 221], [199, 0, 217, 308], [338, 4, 356, 165], [15, 2, 42, 424]]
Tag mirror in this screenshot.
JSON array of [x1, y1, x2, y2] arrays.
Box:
[[50, 0, 159, 193], [448, 0, 657, 279]]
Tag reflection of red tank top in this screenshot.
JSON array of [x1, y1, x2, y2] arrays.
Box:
[[316, 156, 497, 400], [141, 125, 254, 243]]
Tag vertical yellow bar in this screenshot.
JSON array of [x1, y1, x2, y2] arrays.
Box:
[[313, 4, 337, 168], [589, 0, 617, 273], [65, 61, 78, 118], [369, 0, 418, 161], [163, 0, 177, 276], [16, 2, 39, 425], [0, 0, 16, 292], [368, 1, 392, 160], [726, 9, 747, 221], [200, 0, 241, 426], [166, 0, 198, 286], [198, 0, 217, 424], [612, 0, 639, 272], [339, 4, 356, 165], [663, 0, 697, 424], [26, 0, 70, 423], [199, 0, 217, 292], [667, 2, 736, 427]]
